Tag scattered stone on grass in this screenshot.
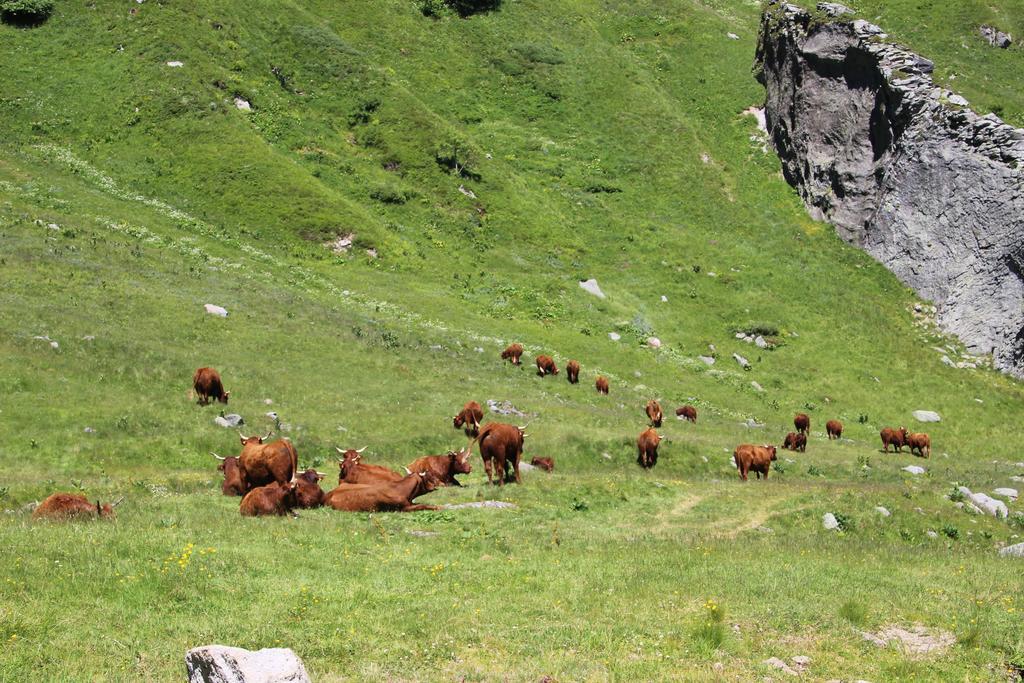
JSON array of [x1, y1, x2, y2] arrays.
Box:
[[166, 61, 184, 67], [912, 410, 941, 423], [902, 465, 925, 475], [406, 530, 439, 538], [743, 418, 764, 429], [699, 355, 715, 365], [818, 2, 854, 16], [647, 337, 662, 349], [578, 278, 605, 299], [326, 233, 354, 254], [751, 381, 764, 392], [233, 97, 251, 111], [185, 645, 310, 683], [204, 304, 228, 317], [875, 506, 891, 517], [660, 295, 668, 302], [32, 335, 59, 349], [486, 399, 527, 417], [214, 414, 244, 428], [727, 32, 740, 40], [979, 25, 1013, 48], [608, 332, 621, 341], [265, 412, 278, 420], [823, 513, 840, 530], [442, 501, 517, 510], [992, 487, 1018, 500], [733, 353, 751, 369], [957, 486, 1008, 518], [860, 625, 955, 656], [791, 655, 811, 669], [926, 530, 938, 538], [764, 657, 798, 676], [999, 542, 1024, 558]]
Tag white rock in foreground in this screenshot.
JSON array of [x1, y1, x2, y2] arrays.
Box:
[[999, 542, 1024, 558], [234, 97, 252, 111], [912, 410, 941, 423], [608, 332, 621, 341], [204, 304, 228, 317], [185, 645, 310, 683], [822, 513, 840, 530], [902, 465, 925, 475], [167, 61, 184, 67], [578, 278, 605, 299], [875, 506, 891, 517]]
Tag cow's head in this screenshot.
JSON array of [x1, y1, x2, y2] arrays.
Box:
[[416, 470, 443, 495], [219, 391, 230, 404], [97, 497, 123, 518], [335, 446, 367, 479], [450, 446, 473, 475], [766, 445, 778, 461], [298, 468, 324, 484], [211, 453, 239, 473], [452, 412, 465, 428], [899, 426, 908, 439]]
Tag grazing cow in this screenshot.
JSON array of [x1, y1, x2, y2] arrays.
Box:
[[566, 360, 580, 384], [476, 422, 526, 486], [211, 453, 244, 496], [453, 401, 484, 438], [907, 432, 931, 458], [407, 445, 473, 487], [794, 413, 810, 434], [733, 444, 777, 481], [826, 420, 843, 440], [335, 447, 404, 485], [192, 367, 229, 405], [324, 471, 443, 512], [239, 481, 297, 517], [295, 469, 326, 508], [646, 400, 664, 428], [782, 432, 806, 452], [530, 456, 554, 472], [236, 432, 298, 492], [880, 426, 909, 453], [636, 428, 665, 469], [501, 343, 524, 365], [32, 493, 121, 520], [535, 355, 558, 377], [595, 376, 610, 394], [676, 405, 697, 423]]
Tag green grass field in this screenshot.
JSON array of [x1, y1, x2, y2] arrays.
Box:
[[1, 0, 1023, 680]]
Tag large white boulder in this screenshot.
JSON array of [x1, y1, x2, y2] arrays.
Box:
[[912, 410, 941, 423], [958, 486, 1008, 518], [578, 279, 605, 299], [185, 645, 310, 683]]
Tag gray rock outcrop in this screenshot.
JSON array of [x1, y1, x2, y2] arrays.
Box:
[[756, 2, 1024, 377], [185, 645, 310, 683]]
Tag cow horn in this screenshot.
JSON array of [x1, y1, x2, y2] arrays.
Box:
[[111, 497, 125, 508], [210, 452, 226, 461], [315, 471, 326, 477], [404, 466, 412, 474], [355, 446, 367, 453], [238, 431, 249, 440], [335, 446, 346, 454], [262, 430, 273, 441]]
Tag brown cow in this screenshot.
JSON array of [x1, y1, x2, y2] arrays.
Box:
[[733, 444, 777, 481], [453, 401, 484, 438], [566, 360, 580, 384], [192, 367, 229, 405], [407, 445, 473, 487], [880, 426, 909, 453], [211, 453, 244, 496], [676, 405, 697, 423], [782, 432, 806, 452], [477, 422, 525, 486], [295, 469, 326, 508], [907, 432, 931, 458], [595, 376, 610, 394], [646, 400, 664, 428], [236, 432, 298, 492], [637, 428, 665, 469], [32, 493, 121, 520], [335, 447, 404, 485], [501, 343, 524, 365], [826, 420, 843, 440], [530, 456, 554, 472], [324, 471, 443, 512], [794, 413, 810, 434], [535, 355, 558, 377], [240, 481, 298, 517]]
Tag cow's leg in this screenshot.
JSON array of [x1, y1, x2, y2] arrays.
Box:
[[403, 504, 440, 511], [495, 456, 505, 486], [483, 458, 494, 486], [512, 456, 521, 484]]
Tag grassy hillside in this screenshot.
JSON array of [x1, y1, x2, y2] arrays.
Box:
[[1, 0, 1023, 680]]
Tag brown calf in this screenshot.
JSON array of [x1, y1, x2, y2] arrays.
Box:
[[595, 376, 609, 394], [637, 428, 664, 469], [530, 456, 555, 472], [324, 471, 443, 512], [453, 401, 484, 438], [193, 367, 229, 405], [733, 444, 777, 481], [535, 355, 558, 377], [794, 413, 810, 434], [826, 420, 843, 440], [907, 432, 931, 458], [211, 453, 245, 496], [295, 469, 326, 508], [566, 360, 580, 384], [33, 493, 121, 520], [407, 445, 473, 487], [676, 405, 697, 423], [782, 431, 806, 452], [645, 400, 664, 428], [240, 481, 298, 517], [880, 426, 908, 453], [501, 343, 524, 365]]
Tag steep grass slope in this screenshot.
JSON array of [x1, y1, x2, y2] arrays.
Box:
[[1, 1, 1023, 680]]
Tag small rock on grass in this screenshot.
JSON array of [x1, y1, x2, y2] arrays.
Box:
[[999, 542, 1024, 558], [764, 657, 798, 676], [185, 645, 310, 683], [875, 506, 891, 517], [822, 513, 840, 530]]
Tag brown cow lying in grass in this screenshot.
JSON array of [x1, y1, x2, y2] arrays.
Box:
[[211, 453, 244, 496], [240, 481, 298, 517], [33, 493, 121, 520], [235, 432, 298, 492], [324, 471, 443, 512], [676, 405, 697, 423], [295, 469, 326, 508], [335, 447, 404, 485], [880, 427, 908, 453], [733, 444, 777, 481], [907, 432, 931, 458], [530, 457, 555, 472], [782, 432, 806, 452], [407, 446, 473, 487]]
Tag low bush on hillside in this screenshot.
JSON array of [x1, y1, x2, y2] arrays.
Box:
[[1, 0, 54, 24]]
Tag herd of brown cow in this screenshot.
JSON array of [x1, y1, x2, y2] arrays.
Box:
[[31, 355, 934, 519]]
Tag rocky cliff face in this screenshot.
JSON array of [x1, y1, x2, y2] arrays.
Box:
[[755, 1, 1024, 377]]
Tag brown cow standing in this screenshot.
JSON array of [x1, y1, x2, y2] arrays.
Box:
[[794, 413, 810, 434], [295, 469, 326, 508], [782, 432, 806, 452], [646, 400, 664, 428], [324, 471, 443, 512], [535, 355, 558, 377], [826, 420, 843, 440], [240, 481, 298, 517], [407, 446, 473, 487], [501, 343, 524, 366], [566, 360, 580, 384], [32, 493, 121, 520], [530, 457, 555, 472], [637, 428, 664, 469], [236, 432, 298, 492], [880, 426, 909, 453], [733, 444, 777, 481], [476, 422, 525, 486], [192, 367, 229, 405], [595, 376, 610, 394], [453, 401, 484, 438], [676, 405, 697, 423], [211, 453, 245, 496], [907, 432, 931, 458], [335, 447, 404, 485]]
